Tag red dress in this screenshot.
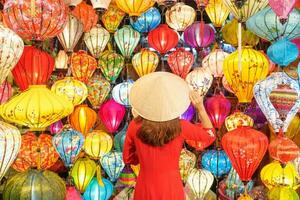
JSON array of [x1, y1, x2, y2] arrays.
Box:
[[123, 119, 216, 200]]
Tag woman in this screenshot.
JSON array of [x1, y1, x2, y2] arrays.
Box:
[[123, 72, 215, 200]]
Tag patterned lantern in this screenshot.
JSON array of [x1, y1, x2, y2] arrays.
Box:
[[69, 104, 97, 136], [179, 149, 196, 182], [202, 49, 229, 78], [49, 120, 64, 135], [221, 127, 269, 181], [84, 24, 110, 59], [0, 121, 21, 181], [148, 24, 179, 55], [55, 50, 69, 70], [268, 186, 299, 200], [52, 126, 84, 168], [3, 0, 67, 41], [185, 67, 213, 96], [0, 85, 73, 130], [115, 0, 155, 17], [71, 50, 97, 83], [101, 2, 125, 33], [132, 49, 159, 77], [130, 7, 161, 33], [66, 186, 82, 200], [86, 75, 110, 109], [270, 0, 296, 22], [12, 46, 55, 91], [180, 104, 195, 121], [166, 3, 196, 32], [114, 123, 128, 152], [90, 0, 111, 11], [83, 178, 114, 200], [118, 165, 137, 186], [100, 151, 125, 182], [223, 47, 269, 103], [51, 77, 88, 106], [205, 0, 230, 27], [83, 130, 113, 159], [0, 81, 13, 104], [225, 112, 254, 131], [112, 79, 134, 107]]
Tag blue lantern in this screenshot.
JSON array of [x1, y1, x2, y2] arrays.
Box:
[[100, 151, 125, 182], [114, 123, 128, 152], [83, 178, 113, 200], [267, 38, 299, 67], [52, 126, 84, 168], [112, 79, 134, 107], [201, 149, 232, 177], [130, 7, 161, 33]]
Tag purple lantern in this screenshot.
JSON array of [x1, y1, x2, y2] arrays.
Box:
[[49, 120, 64, 135], [180, 104, 195, 121], [245, 100, 267, 128]]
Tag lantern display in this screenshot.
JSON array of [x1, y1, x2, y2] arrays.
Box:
[[244, 100, 267, 129], [55, 50, 69, 69], [118, 165, 137, 186], [223, 47, 269, 103], [114, 25, 140, 58], [179, 149, 196, 182], [101, 2, 126, 33], [98, 99, 126, 133], [202, 49, 229, 78], [0, 85, 73, 130], [148, 24, 179, 55], [114, 123, 128, 152], [115, 0, 155, 17], [83, 178, 114, 200], [130, 7, 161, 33], [49, 120, 64, 135], [0, 81, 13, 104], [112, 79, 134, 107], [86, 75, 111, 109], [84, 24, 110, 59], [221, 127, 269, 181], [269, 0, 296, 22], [66, 186, 83, 200], [52, 126, 84, 168], [57, 14, 84, 53], [225, 112, 254, 131], [51, 77, 88, 106], [204, 95, 231, 129], [3, 169, 66, 200], [98, 50, 125, 83], [268, 186, 299, 200], [205, 0, 230, 28], [185, 67, 213, 96], [71, 50, 97, 83], [3, 0, 67, 41], [180, 104, 195, 121], [69, 104, 97, 136], [90, 0, 111, 11], [71, 157, 97, 193], [71, 1, 98, 32], [165, 3, 196, 32], [100, 151, 125, 182], [12, 46, 55, 91], [83, 130, 113, 159], [132, 49, 159, 77], [253, 72, 300, 132], [167, 48, 194, 79]]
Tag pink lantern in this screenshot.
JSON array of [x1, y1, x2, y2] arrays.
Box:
[[65, 186, 82, 200], [167, 48, 194, 79], [49, 120, 64, 135], [292, 37, 300, 58], [269, 0, 296, 23], [0, 80, 13, 104], [98, 99, 126, 133]]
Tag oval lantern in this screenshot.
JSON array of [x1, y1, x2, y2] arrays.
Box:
[[83, 178, 114, 200], [202, 49, 229, 78], [114, 123, 128, 152], [179, 149, 196, 182], [130, 7, 161, 33], [115, 0, 155, 17], [101, 2, 125, 33], [185, 67, 213, 96], [269, 0, 296, 23], [100, 151, 125, 182], [225, 112, 254, 131], [52, 126, 84, 168], [180, 104, 195, 121], [268, 186, 299, 200], [112, 79, 134, 107], [0, 81, 13, 104], [221, 127, 269, 181], [66, 186, 83, 200], [98, 99, 126, 133], [55, 50, 69, 70], [132, 48, 159, 77], [205, 0, 230, 28], [49, 120, 64, 135]]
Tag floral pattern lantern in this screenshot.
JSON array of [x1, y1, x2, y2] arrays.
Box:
[[185, 67, 213, 96], [101, 2, 125, 33], [130, 7, 161, 33], [202, 49, 229, 78], [100, 151, 125, 182], [132, 49, 159, 77], [55, 50, 69, 69], [179, 149, 196, 182], [86, 75, 110, 109], [0, 81, 13, 104], [112, 79, 134, 107], [83, 178, 114, 200], [114, 123, 128, 152], [115, 0, 155, 17], [205, 0, 230, 28], [225, 112, 254, 131]]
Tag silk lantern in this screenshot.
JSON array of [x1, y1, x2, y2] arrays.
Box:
[[112, 79, 134, 107], [55, 50, 69, 69], [86, 75, 110, 109], [223, 47, 269, 103], [180, 104, 195, 122], [12, 46, 54, 91], [0, 81, 13, 104], [98, 99, 126, 133], [179, 149, 196, 182], [101, 2, 125, 33], [114, 123, 128, 152], [205, 0, 230, 28], [130, 7, 161, 33], [221, 127, 268, 181], [268, 186, 299, 200], [269, 0, 296, 22], [66, 186, 83, 200], [72, 1, 98, 32], [225, 112, 254, 131], [185, 67, 213, 96], [100, 151, 125, 182], [115, 0, 155, 17], [83, 178, 114, 200], [90, 0, 111, 11], [118, 165, 137, 186], [132, 48, 159, 77], [49, 120, 64, 135], [3, 0, 67, 41], [202, 49, 229, 78], [52, 126, 84, 168]]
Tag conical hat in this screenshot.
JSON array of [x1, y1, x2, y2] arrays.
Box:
[[130, 72, 190, 122]]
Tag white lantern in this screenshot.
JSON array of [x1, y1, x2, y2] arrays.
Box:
[[202, 49, 229, 78], [112, 79, 134, 107], [185, 67, 213, 96], [55, 50, 69, 70], [90, 0, 112, 11]]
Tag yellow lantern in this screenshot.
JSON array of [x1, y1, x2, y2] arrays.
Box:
[[223, 47, 269, 103], [83, 130, 113, 159], [238, 194, 253, 200], [55, 50, 68, 70], [260, 161, 299, 190], [286, 114, 300, 139], [132, 49, 159, 77], [225, 112, 254, 131], [202, 48, 229, 78], [166, 3, 196, 32], [268, 186, 299, 200], [205, 0, 230, 28], [51, 77, 88, 106], [115, 0, 155, 17], [101, 2, 126, 33], [0, 85, 73, 131]]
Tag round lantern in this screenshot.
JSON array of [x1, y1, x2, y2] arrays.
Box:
[[90, 0, 111, 11], [84, 24, 110, 59], [52, 126, 84, 168], [66, 186, 82, 200], [51, 77, 88, 106], [132, 49, 159, 77], [205, 0, 230, 27], [49, 120, 64, 135], [0, 85, 74, 130], [118, 165, 137, 186], [3, 170, 66, 200], [86, 75, 110, 109], [180, 104, 195, 121], [130, 7, 161, 33], [185, 67, 213, 96], [55, 50, 69, 70], [98, 99, 126, 133], [148, 24, 179, 55], [202, 49, 229, 78], [12, 46, 55, 91], [115, 0, 155, 17], [179, 149, 196, 182], [223, 47, 269, 103], [225, 112, 254, 131], [83, 178, 114, 200], [71, 50, 97, 83], [3, 0, 67, 41], [166, 3, 196, 32], [100, 151, 125, 182], [112, 79, 134, 107], [0, 81, 13, 104], [69, 104, 97, 136], [114, 123, 128, 152], [83, 130, 113, 159], [221, 127, 269, 181], [268, 186, 299, 200], [101, 2, 125, 33]]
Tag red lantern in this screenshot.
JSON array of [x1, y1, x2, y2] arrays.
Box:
[[12, 46, 54, 91], [221, 127, 268, 181], [167, 48, 194, 79], [0, 80, 13, 104], [72, 1, 98, 32], [148, 24, 179, 55]]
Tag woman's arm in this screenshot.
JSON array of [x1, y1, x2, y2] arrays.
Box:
[[123, 121, 139, 165]]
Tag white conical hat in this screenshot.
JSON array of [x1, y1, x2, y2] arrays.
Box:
[[130, 72, 190, 122]]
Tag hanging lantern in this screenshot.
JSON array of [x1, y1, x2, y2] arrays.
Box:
[[185, 67, 213, 96], [100, 151, 125, 182], [225, 112, 254, 131], [71, 50, 97, 83], [101, 2, 125, 33], [84, 24, 110, 59], [205, 0, 230, 28], [114, 123, 128, 152], [12, 46, 55, 91], [130, 7, 161, 33], [202, 49, 229, 78], [115, 0, 155, 17], [0, 85, 73, 130], [112, 79, 134, 107], [3, 0, 67, 41], [269, 0, 296, 23], [132, 48, 159, 77], [180, 104, 195, 121], [69, 104, 97, 136], [51, 77, 88, 106], [49, 120, 64, 135], [118, 165, 137, 186], [98, 99, 126, 133], [90, 0, 111, 11], [223, 47, 269, 103], [55, 50, 69, 70], [83, 130, 113, 159], [83, 178, 114, 200], [52, 126, 84, 168], [148, 24, 179, 55], [0, 81, 13, 104], [66, 186, 83, 200], [268, 186, 299, 200], [179, 149, 196, 183], [244, 100, 267, 129], [86, 75, 110, 109], [221, 127, 269, 181]]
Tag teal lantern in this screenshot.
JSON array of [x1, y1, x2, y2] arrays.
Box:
[[114, 123, 128, 152], [100, 151, 125, 182], [130, 7, 161, 33], [83, 178, 113, 200]]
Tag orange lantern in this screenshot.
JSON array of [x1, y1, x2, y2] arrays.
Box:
[[101, 1, 125, 33], [72, 1, 98, 32]]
